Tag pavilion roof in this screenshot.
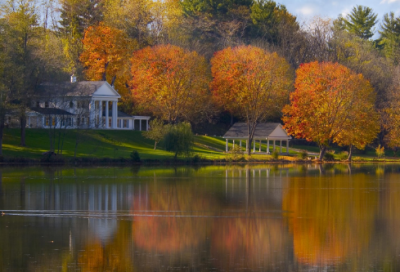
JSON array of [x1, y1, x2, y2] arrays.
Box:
[[223, 123, 291, 139]]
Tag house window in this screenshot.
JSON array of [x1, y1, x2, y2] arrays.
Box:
[[123, 120, 128, 128], [45, 102, 49, 108], [70, 101, 74, 108], [109, 119, 112, 127], [52, 117, 56, 126], [45, 117, 50, 126], [36, 101, 40, 108], [117, 119, 121, 128]]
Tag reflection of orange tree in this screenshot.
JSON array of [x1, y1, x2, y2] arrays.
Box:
[[78, 222, 135, 272], [211, 216, 288, 269], [282, 174, 378, 266], [132, 184, 214, 253]]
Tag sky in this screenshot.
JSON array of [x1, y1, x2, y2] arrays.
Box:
[[277, 0, 400, 28]]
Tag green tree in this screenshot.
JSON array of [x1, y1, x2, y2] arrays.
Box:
[[1, 0, 40, 146], [143, 119, 168, 150], [379, 12, 400, 63], [343, 5, 377, 40], [164, 122, 194, 159]]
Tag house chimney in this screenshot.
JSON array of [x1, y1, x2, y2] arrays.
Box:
[[71, 75, 77, 83]]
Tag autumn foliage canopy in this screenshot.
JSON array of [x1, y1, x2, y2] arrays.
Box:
[[210, 45, 293, 154], [282, 61, 379, 158], [130, 44, 209, 122]]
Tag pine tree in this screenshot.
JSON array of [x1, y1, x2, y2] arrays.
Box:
[[344, 5, 377, 40], [379, 12, 400, 62]]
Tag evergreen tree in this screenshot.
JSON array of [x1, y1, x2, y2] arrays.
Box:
[[343, 5, 377, 40], [379, 12, 400, 62]]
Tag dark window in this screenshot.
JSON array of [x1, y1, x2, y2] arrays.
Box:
[[36, 101, 40, 108], [70, 101, 74, 108], [45, 102, 49, 108]]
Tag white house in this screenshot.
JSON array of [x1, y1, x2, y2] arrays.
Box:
[[18, 77, 150, 131]]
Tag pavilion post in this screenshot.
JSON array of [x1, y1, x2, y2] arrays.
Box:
[[267, 139, 270, 154], [240, 140, 242, 150], [286, 140, 290, 155], [280, 140, 282, 153], [273, 140, 276, 152], [226, 139, 228, 152], [259, 140, 262, 152], [233, 139, 235, 149], [253, 140, 255, 152], [246, 140, 249, 153]]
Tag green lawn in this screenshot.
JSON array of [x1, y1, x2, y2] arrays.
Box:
[[3, 128, 396, 162]]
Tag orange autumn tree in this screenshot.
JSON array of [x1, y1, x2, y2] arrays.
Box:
[[80, 23, 136, 98], [130, 45, 210, 122], [210, 45, 293, 155], [282, 62, 379, 160]]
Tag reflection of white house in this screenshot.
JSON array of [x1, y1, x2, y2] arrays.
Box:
[[19, 78, 150, 130], [223, 123, 292, 154]]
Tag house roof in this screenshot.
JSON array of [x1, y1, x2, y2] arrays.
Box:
[[223, 123, 291, 139], [36, 81, 119, 98], [29, 107, 74, 116]]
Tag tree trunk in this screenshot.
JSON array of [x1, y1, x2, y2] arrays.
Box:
[[348, 145, 353, 161], [247, 137, 253, 156], [154, 141, 157, 150], [318, 146, 327, 160], [20, 115, 26, 147], [0, 121, 4, 156]]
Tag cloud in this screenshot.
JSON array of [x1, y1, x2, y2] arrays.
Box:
[[380, 0, 400, 3], [296, 6, 316, 16]]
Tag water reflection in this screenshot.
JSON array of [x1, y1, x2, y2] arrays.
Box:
[[0, 164, 399, 271]]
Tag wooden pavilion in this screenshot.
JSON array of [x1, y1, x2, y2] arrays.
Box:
[[223, 123, 292, 154]]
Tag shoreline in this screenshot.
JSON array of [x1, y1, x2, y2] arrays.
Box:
[[1, 157, 399, 166]]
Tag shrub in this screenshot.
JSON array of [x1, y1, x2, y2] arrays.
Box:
[[323, 152, 335, 161], [297, 150, 308, 160], [164, 122, 194, 159], [191, 154, 202, 163], [376, 145, 385, 158], [338, 151, 349, 161], [229, 145, 244, 161], [272, 150, 279, 160], [130, 150, 141, 162]]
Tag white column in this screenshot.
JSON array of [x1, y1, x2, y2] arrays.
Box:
[[273, 140, 276, 152], [259, 140, 261, 152], [105, 101, 109, 129], [233, 140, 235, 148], [139, 119, 142, 131], [280, 140, 282, 153], [286, 140, 290, 154], [99, 101, 103, 128], [226, 139, 228, 152], [267, 139, 270, 154], [246, 140, 249, 153], [112, 101, 117, 129], [89, 100, 95, 128], [253, 140, 255, 152]]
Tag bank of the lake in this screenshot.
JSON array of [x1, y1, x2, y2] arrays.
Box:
[[0, 128, 398, 165]]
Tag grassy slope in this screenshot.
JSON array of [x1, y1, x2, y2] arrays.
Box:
[[3, 129, 392, 161], [1, 129, 297, 160]]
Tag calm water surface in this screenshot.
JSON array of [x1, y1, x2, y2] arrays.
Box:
[[0, 164, 399, 271]]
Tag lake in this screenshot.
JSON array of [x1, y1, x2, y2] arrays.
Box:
[[0, 164, 399, 271]]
